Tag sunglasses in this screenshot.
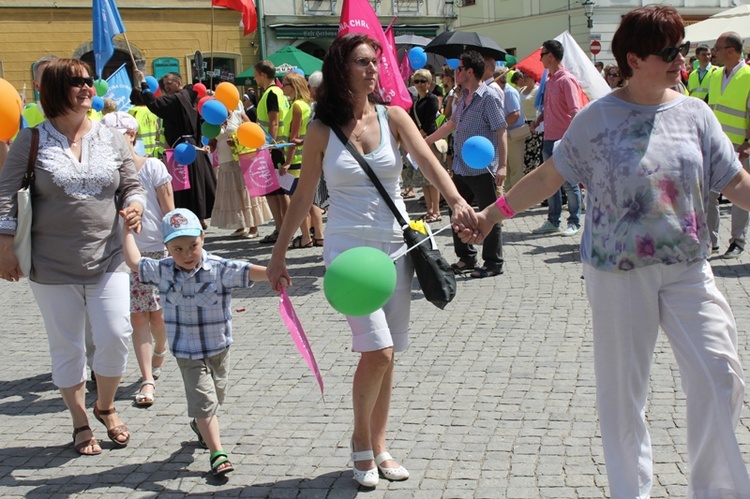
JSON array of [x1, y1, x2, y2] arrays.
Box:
[[540, 51, 549, 57], [607, 73, 620, 78], [652, 41, 690, 63], [413, 79, 428, 84], [456, 66, 465, 72], [70, 76, 95, 88], [353, 57, 379, 69]]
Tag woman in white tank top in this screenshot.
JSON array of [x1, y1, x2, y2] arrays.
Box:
[[266, 34, 478, 488]]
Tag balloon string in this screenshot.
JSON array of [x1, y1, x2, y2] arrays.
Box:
[[392, 224, 453, 261]]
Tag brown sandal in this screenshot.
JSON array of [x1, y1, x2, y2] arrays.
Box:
[[313, 238, 324, 247], [94, 405, 130, 447], [73, 425, 101, 455]]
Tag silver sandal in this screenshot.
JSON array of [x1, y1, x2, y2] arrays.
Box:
[[152, 349, 167, 380], [134, 380, 155, 407]]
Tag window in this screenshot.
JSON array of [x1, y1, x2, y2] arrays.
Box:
[[303, 0, 336, 15], [395, 0, 423, 15]]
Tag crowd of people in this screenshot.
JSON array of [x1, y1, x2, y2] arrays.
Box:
[[1, 4, 750, 496]]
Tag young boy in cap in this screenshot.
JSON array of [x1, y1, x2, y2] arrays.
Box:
[[122, 207, 272, 476]]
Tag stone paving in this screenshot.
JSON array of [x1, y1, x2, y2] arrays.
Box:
[[2, 200, 750, 498]]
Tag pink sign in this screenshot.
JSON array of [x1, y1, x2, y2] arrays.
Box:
[[239, 149, 281, 197], [279, 287, 325, 399], [164, 148, 191, 192]]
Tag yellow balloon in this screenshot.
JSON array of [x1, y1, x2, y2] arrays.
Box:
[[236, 122, 266, 149], [0, 78, 23, 141], [214, 82, 240, 111]]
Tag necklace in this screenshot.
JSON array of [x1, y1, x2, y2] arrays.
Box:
[[352, 122, 368, 140]]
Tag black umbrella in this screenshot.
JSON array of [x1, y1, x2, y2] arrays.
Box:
[[394, 34, 432, 46], [424, 31, 507, 61]]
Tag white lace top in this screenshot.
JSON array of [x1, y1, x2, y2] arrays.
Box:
[[0, 121, 146, 284]]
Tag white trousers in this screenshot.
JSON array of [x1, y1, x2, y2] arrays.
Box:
[[584, 261, 750, 499], [30, 272, 132, 388]]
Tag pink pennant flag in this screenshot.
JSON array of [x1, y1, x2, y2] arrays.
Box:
[[399, 52, 413, 84], [339, 0, 412, 110], [279, 287, 325, 398]]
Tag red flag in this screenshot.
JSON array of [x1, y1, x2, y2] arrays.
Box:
[[212, 0, 257, 36], [514, 48, 545, 83], [339, 0, 412, 110]]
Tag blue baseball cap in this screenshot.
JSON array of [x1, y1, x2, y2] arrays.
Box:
[[162, 208, 203, 243]]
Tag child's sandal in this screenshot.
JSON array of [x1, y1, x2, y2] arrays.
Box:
[[189, 418, 208, 449], [210, 450, 235, 476], [152, 349, 167, 380]]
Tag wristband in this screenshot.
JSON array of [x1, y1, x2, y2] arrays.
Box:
[[495, 196, 516, 219]]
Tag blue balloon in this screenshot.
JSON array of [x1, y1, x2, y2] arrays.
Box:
[[408, 47, 427, 70], [447, 58, 460, 70], [201, 99, 228, 126], [202, 136, 210, 146], [174, 142, 197, 165], [462, 136, 495, 170], [91, 96, 104, 112], [145, 75, 159, 94], [291, 68, 305, 76]]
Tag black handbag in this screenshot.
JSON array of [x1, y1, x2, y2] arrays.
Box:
[[331, 124, 457, 309]]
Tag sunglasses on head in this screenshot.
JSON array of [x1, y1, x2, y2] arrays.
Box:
[[652, 41, 690, 63], [70, 76, 95, 88], [413, 79, 428, 84]]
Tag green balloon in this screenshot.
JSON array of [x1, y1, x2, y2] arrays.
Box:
[[324, 247, 397, 316], [201, 121, 222, 139], [94, 79, 109, 97]]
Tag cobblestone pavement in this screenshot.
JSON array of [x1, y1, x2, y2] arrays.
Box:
[[2, 200, 750, 498]]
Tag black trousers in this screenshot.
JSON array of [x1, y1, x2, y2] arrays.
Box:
[[449, 172, 503, 271]]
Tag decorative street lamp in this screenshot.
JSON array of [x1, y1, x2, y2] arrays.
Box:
[[582, 0, 595, 29]]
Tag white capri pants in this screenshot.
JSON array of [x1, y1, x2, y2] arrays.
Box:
[[324, 234, 413, 353], [30, 272, 132, 388], [583, 260, 750, 499]]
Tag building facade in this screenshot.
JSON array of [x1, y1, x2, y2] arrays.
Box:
[[454, 0, 747, 67]]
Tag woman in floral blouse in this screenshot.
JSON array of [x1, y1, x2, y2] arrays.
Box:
[[461, 6, 750, 497]]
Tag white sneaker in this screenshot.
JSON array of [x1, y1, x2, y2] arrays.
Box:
[[560, 224, 580, 236], [532, 220, 562, 234]]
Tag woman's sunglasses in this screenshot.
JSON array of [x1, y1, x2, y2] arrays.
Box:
[[413, 79, 428, 84], [652, 41, 690, 63], [70, 76, 95, 88]]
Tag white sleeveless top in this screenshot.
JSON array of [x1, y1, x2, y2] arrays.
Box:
[[322, 105, 408, 243]]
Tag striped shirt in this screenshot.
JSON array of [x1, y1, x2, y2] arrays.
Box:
[[139, 250, 253, 359], [450, 82, 507, 176]]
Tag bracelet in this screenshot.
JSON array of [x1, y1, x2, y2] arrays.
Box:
[[495, 196, 516, 219]]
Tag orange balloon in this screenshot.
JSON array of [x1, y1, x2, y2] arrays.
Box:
[[236, 122, 266, 149], [0, 78, 23, 141], [214, 82, 240, 111]]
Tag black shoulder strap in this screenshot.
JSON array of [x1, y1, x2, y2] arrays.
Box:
[[330, 123, 409, 229], [21, 128, 40, 190]]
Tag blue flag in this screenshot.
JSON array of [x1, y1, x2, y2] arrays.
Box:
[[93, 0, 126, 79], [104, 64, 133, 113]]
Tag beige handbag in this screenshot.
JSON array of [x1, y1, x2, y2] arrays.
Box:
[[508, 123, 531, 141], [14, 128, 39, 277]]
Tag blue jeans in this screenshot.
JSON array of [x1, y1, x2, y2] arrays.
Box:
[[542, 139, 581, 228]]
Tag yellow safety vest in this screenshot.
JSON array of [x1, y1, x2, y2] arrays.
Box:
[[708, 65, 750, 146], [687, 66, 715, 100], [281, 99, 310, 175], [129, 105, 165, 157], [257, 85, 289, 140]]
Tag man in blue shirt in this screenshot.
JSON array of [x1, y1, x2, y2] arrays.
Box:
[[427, 51, 507, 278]]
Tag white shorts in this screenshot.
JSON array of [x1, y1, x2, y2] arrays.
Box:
[[323, 234, 414, 353], [30, 272, 132, 388]]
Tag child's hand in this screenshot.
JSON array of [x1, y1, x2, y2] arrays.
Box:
[[119, 202, 144, 234]]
